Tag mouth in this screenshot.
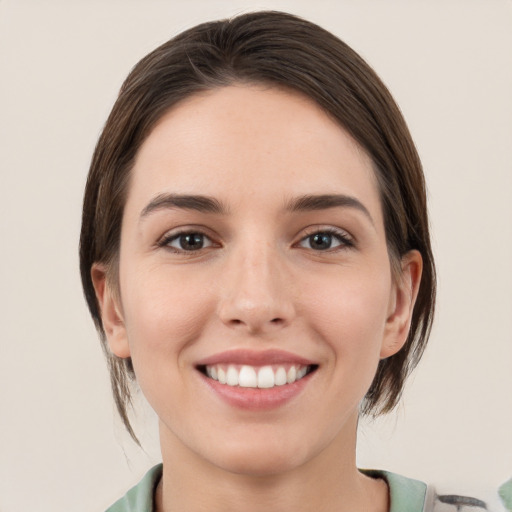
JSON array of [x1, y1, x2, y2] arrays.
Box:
[[197, 363, 318, 389], [194, 350, 319, 410]]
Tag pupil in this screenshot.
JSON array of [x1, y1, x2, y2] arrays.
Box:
[[181, 233, 203, 250], [311, 233, 332, 250]]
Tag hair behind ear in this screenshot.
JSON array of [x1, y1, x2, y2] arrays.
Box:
[[90, 264, 140, 445]]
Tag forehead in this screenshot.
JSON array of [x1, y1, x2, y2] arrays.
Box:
[[126, 84, 380, 218]]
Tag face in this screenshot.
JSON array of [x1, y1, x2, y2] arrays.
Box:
[[94, 85, 420, 476]]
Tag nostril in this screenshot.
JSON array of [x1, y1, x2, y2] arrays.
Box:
[[271, 318, 283, 324]]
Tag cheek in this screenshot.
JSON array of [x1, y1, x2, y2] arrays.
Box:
[[117, 263, 217, 416], [305, 266, 391, 360], [120, 262, 213, 363]]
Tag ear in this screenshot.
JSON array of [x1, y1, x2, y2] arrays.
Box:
[[91, 263, 131, 358], [381, 250, 423, 359]]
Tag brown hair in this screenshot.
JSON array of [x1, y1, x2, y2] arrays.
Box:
[[80, 10, 436, 442]]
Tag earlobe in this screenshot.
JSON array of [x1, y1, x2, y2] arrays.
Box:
[[91, 263, 131, 358], [381, 250, 423, 359]]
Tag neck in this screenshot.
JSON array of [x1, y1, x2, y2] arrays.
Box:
[[155, 415, 389, 512]]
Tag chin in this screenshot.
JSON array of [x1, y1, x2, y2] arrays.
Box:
[[206, 432, 312, 477], [216, 452, 302, 478]]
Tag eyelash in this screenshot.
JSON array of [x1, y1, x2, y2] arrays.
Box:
[[157, 230, 216, 253], [297, 227, 354, 252], [157, 227, 354, 254]]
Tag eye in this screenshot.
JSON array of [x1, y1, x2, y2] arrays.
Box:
[[162, 232, 214, 252], [298, 229, 353, 251]]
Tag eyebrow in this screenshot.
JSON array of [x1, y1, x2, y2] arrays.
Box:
[[140, 193, 227, 219], [286, 194, 374, 224], [139, 192, 373, 224]]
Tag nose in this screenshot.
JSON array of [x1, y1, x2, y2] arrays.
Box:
[[217, 242, 296, 334]]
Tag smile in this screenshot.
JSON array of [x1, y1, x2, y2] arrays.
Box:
[[201, 364, 314, 389], [195, 349, 318, 409]]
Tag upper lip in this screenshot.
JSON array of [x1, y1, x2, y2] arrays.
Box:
[[195, 349, 316, 367]]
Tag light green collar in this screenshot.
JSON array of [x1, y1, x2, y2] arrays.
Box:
[[499, 477, 512, 511], [362, 469, 428, 512], [105, 464, 162, 512], [107, 464, 428, 512]]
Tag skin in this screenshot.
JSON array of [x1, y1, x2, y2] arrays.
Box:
[[92, 84, 422, 512]]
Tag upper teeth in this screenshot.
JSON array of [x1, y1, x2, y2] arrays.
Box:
[[205, 364, 309, 388]]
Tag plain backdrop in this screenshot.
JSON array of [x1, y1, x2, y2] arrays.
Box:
[[1, 1, 511, 511]]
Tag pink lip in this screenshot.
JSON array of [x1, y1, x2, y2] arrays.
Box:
[[195, 349, 317, 411], [201, 374, 313, 411], [195, 348, 316, 367]]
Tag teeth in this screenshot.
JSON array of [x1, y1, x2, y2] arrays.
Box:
[[286, 366, 296, 384], [226, 366, 239, 386], [239, 365, 257, 387], [257, 366, 274, 388], [204, 363, 312, 388], [275, 367, 287, 386], [297, 366, 307, 379]]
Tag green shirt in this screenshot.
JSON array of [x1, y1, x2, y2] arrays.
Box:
[[106, 464, 162, 512], [105, 464, 430, 512], [499, 478, 512, 511]]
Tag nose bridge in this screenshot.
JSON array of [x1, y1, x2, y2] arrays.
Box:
[[218, 234, 294, 331]]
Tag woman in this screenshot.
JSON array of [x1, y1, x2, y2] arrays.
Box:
[[79, 10, 467, 512]]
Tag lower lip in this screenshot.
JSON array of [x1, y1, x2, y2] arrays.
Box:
[[199, 371, 314, 411]]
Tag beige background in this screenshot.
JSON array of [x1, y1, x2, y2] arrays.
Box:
[[0, 1, 511, 511]]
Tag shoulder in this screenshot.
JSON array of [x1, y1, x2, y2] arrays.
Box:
[[105, 464, 163, 512], [499, 477, 512, 511], [363, 470, 497, 512], [363, 469, 428, 512], [104, 465, 507, 512]]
